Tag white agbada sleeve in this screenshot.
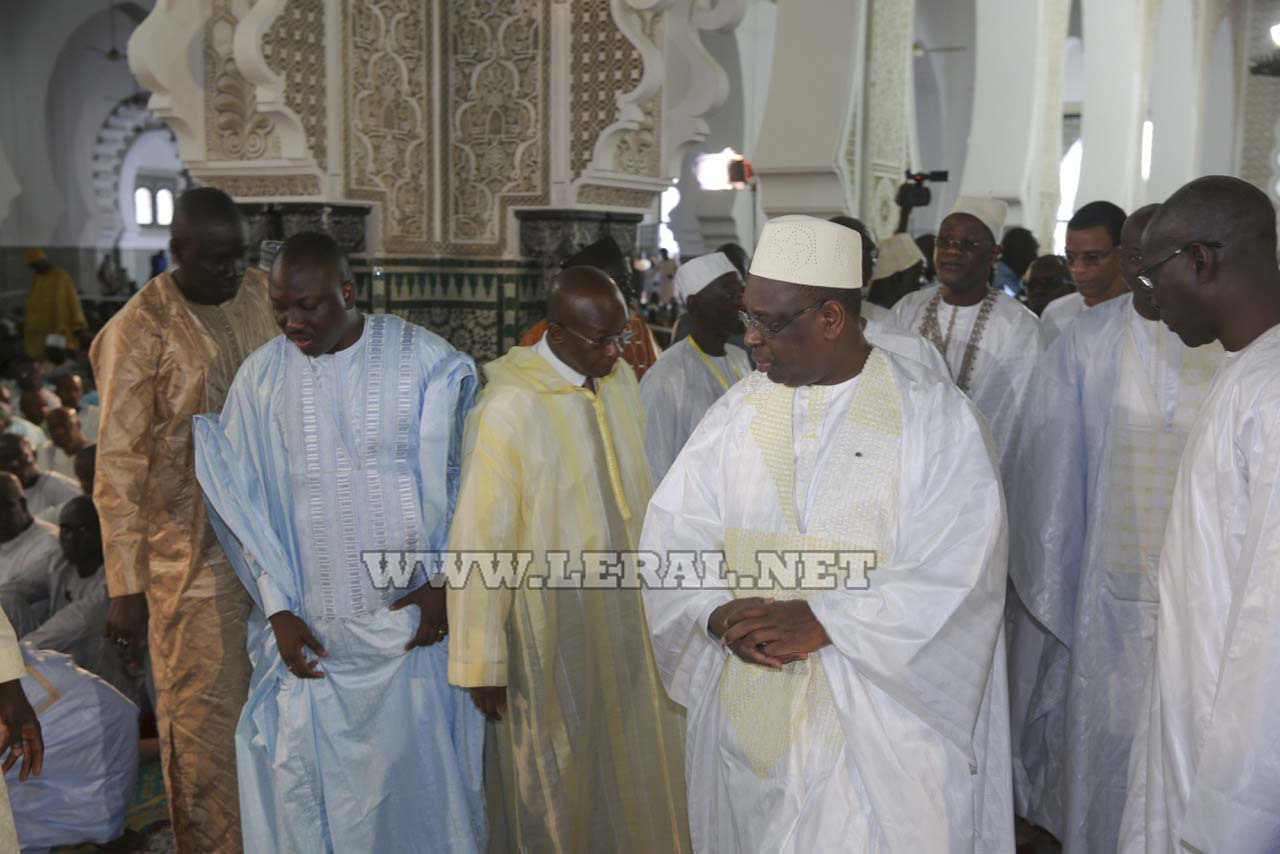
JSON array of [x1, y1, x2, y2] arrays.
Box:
[[639, 363, 689, 489], [1177, 406, 1280, 851], [640, 389, 736, 706], [806, 378, 1008, 757]]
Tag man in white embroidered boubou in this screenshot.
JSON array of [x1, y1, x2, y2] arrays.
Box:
[[892, 197, 1043, 470], [640, 252, 749, 484], [641, 215, 1015, 853], [193, 232, 486, 853]]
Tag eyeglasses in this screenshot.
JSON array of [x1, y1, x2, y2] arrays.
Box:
[[1136, 241, 1223, 291], [935, 237, 990, 254], [737, 299, 826, 339], [555, 322, 636, 350], [1065, 248, 1116, 268]]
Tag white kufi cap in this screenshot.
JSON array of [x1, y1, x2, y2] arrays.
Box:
[[675, 252, 738, 301], [749, 215, 862, 290], [872, 233, 926, 281], [946, 196, 1008, 243]]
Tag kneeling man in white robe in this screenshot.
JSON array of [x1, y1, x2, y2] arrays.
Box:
[[641, 215, 1015, 853]]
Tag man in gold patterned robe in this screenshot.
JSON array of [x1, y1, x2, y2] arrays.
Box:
[[448, 266, 691, 854], [91, 188, 278, 854]]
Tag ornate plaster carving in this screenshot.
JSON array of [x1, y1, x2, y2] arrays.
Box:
[[253, 0, 328, 167], [127, 0, 208, 160], [444, 0, 550, 250], [203, 174, 322, 197], [568, 0, 647, 179], [343, 0, 435, 253], [860, 0, 913, 238], [204, 0, 281, 161]]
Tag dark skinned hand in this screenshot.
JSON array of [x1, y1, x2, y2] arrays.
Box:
[[269, 611, 328, 679], [0, 679, 42, 781], [470, 686, 507, 721], [708, 597, 782, 667], [389, 582, 448, 651], [718, 599, 831, 668], [105, 592, 148, 650]]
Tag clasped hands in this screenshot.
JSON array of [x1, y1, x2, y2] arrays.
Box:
[[269, 581, 449, 680], [708, 597, 831, 669]]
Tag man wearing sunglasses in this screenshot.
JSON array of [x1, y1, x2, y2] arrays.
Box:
[[1118, 176, 1280, 854], [893, 196, 1043, 465], [448, 265, 691, 854], [1005, 204, 1224, 854], [642, 215, 1013, 853]]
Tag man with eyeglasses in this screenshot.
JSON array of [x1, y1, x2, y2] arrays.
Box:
[[1005, 203, 1223, 854], [640, 252, 750, 485], [90, 186, 277, 854], [642, 215, 1013, 852], [1117, 177, 1280, 853], [448, 265, 691, 854], [519, 236, 664, 380], [1021, 255, 1075, 316], [1041, 201, 1131, 346], [893, 196, 1043, 464]]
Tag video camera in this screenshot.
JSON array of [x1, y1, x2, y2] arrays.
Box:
[[896, 170, 950, 210]]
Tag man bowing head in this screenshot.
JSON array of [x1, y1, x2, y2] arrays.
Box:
[[641, 215, 1015, 853]]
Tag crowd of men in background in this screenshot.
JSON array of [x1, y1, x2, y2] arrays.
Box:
[[0, 174, 1273, 854]]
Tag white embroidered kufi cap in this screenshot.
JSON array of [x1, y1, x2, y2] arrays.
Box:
[[675, 252, 738, 301], [872, 233, 926, 281], [748, 215, 862, 290], [946, 196, 1009, 243]]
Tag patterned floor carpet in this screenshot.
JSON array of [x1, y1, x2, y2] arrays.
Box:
[[52, 760, 174, 853]]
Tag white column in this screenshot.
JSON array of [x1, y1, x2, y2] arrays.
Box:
[[960, 0, 1069, 238], [752, 0, 867, 220], [1074, 0, 1146, 210]]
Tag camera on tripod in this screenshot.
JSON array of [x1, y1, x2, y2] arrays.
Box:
[[896, 170, 950, 210]]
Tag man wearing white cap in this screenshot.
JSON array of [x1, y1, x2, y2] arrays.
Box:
[[641, 215, 1014, 853], [867, 233, 926, 317], [640, 253, 750, 484], [893, 197, 1043, 463]]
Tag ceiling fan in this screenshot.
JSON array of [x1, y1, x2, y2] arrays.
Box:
[[86, 0, 125, 63]]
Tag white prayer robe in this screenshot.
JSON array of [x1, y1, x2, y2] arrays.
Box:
[[6, 644, 138, 852], [640, 338, 752, 484], [893, 285, 1042, 463], [864, 315, 950, 379], [0, 519, 68, 635], [78, 403, 99, 442], [194, 315, 486, 853], [1039, 292, 1086, 346], [1119, 324, 1280, 853], [1006, 295, 1222, 852], [862, 301, 891, 323], [24, 471, 80, 521], [37, 443, 77, 480], [24, 566, 134, 700], [641, 348, 1015, 853]]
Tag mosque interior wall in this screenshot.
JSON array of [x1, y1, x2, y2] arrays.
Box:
[[0, 0, 1273, 361]]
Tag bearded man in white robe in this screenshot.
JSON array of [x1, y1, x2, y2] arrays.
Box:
[[641, 253, 750, 484], [893, 197, 1042, 465], [641, 215, 1015, 853], [1119, 176, 1280, 853], [1007, 204, 1223, 852]]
